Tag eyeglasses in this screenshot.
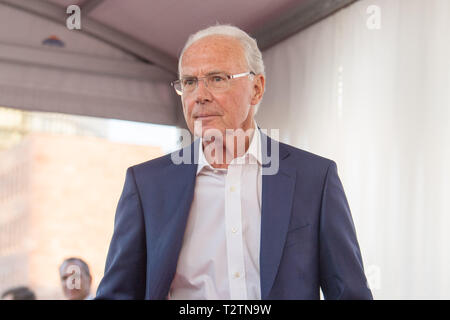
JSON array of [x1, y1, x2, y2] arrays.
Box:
[[171, 71, 255, 96]]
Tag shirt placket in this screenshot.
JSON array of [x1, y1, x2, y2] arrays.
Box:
[[224, 162, 247, 299]]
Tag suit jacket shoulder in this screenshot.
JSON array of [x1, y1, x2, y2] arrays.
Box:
[[275, 140, 336, 189], [279, 140, 334, 167], [130, 141, 198, 177]]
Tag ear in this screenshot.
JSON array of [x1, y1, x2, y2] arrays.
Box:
[[250, 74, 265, 106]]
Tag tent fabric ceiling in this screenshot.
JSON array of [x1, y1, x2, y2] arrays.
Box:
[[0, 0, 355, 126], [86, 0, 304, 59], [0, 2, 181, 126], [46, 0, 304, 59]]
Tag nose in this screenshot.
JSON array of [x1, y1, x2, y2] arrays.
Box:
[[193, 78, 213, 104]]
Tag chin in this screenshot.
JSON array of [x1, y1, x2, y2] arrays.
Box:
[[66, 290, 82, 300], [192, 122, 222, 138]]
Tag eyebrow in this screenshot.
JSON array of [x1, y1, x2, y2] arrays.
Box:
[[181, 70, 225, 78]]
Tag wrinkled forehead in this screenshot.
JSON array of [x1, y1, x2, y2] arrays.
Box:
[[180, 35, 248, 76]]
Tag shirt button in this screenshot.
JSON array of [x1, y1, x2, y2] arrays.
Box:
[[231, 227, 238, 233], [230, 186, 236, 192], [234, 272, 240, 279]]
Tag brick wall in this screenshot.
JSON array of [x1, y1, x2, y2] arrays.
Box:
[[0, 132, 163, 299]]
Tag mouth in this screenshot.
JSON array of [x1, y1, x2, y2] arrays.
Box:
[[194, 114, 220, 120]]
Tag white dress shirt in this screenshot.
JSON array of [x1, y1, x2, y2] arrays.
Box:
[[168, 122, 262, 300]]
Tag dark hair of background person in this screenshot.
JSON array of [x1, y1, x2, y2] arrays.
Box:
[[60, 257, 91, 277], [1, 286, 36, 300]]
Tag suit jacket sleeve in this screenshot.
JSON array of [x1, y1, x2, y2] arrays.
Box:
[[95, 167, 147, 299], [319, 161, 373, 300]]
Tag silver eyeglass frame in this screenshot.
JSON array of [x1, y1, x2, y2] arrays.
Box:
[[171, 71, 255, 96]]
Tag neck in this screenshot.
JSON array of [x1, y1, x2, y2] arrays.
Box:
[[202, 119, 256, 169]]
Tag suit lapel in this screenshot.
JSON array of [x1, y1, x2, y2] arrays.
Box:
[[259, 132, 297, 299], [148, 139, 199, 299]]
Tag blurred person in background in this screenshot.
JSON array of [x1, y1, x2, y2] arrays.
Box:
[[1, 286, 36, 300], [59, 257, 94, 300]]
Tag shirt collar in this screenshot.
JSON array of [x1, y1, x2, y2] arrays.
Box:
[[196, 120, 262, 175], [196, 137, 210, 175]]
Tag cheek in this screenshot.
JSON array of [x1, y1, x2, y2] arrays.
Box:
[[181, 98, 194, 123], [181, 98, 196, 133], [225, 93, 250, 119], [83, 279, 90, 290]]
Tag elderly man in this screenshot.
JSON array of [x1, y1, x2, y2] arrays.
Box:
[[96, 25, 372, 300]]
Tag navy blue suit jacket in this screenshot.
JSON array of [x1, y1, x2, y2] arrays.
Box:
[[96, 131, 373, 300]]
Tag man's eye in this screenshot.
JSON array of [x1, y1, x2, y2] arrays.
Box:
[[183, 79, 196, 86], [211, 76, 225, 82]]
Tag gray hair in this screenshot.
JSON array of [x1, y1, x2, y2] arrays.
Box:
[[178, 24, 265, 114]]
